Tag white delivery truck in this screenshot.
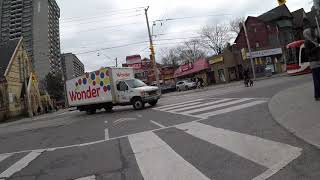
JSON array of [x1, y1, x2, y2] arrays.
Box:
[[66, 67, 160, 114]]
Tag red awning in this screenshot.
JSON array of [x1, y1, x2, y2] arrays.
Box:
[[174, 58, 210, 78], [287, 40, 304, 48]]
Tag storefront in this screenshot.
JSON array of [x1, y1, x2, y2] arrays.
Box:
[[174, 59, 211, 85], [241, 48, 284, 77], [208, 55, 225, 84]]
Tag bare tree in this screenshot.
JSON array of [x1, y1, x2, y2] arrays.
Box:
[[177, 39, 207, 64], [229, 17, 245, 34], [200, 24, 232, 54], [159, 48, 181, 68]]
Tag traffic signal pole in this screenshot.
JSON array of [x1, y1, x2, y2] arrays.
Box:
[[145, 7, 161, 93], [242, 22, 256, 80]]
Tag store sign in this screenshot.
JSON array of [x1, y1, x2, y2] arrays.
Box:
[[181, 63, 193, 72], [126, 55, 142, 65], [247, 48, 282, 58], [209, 56, 223, 64], [127, 63, 142, 69]]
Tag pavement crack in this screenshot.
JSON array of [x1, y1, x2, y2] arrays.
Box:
[[117, 139, 128, 180]]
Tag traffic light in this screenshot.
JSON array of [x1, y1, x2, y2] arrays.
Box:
[[278, 0, 286, 6], [31, 73, 37, 84]]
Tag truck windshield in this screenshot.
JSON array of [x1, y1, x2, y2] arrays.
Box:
[[125, 79, 147, 88]]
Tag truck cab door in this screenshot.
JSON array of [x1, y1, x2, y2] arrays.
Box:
[[116, 81, 130, 103]]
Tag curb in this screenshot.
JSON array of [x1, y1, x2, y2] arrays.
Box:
[[163, 73, 288, 98], [268, 83, 320, 150]]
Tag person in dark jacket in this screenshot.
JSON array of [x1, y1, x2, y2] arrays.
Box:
[[303, 19, 320, 101]]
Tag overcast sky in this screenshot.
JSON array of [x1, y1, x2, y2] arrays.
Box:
[[55, 0, 312, 72]]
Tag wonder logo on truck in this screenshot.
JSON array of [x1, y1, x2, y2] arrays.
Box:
[[69, 68, 111, 101]]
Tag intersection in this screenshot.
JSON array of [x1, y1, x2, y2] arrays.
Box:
[[0, 75, 320, 180]]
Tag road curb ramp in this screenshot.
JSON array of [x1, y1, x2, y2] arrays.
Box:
[[269, 82, 320, 149]]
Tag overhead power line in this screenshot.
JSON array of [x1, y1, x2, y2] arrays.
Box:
[[75, 41, 149, 55], [153, 13, 232, 22], [62, 22, 145, 33], [61, 6, 146, 21], [61, 14, 143, 28]]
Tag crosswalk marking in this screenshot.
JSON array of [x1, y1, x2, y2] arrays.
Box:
[[195, 100, 267, 119], [154, 98, 268, 119], [0, 154, 12, 163], [176, 122, 302, 179], [74, 175, 96, 180], [158, 101, 203, 111], [128, 131, 211, 180], [182, 98, 252, 115], [150, 120, 166, 128], [0, 150, 44, 179], [168, 98, 232, 113], [154, 99, 204, 110]]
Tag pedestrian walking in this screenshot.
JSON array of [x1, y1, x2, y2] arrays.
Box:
[[243, 67, 250, 87], [196, 77, 204, 89], [303, 19, 320, 101]]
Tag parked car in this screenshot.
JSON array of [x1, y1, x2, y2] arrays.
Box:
[[176, 80, 197, 91]]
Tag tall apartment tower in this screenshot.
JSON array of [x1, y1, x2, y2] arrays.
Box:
[[61, 53, 85, 80], [0, 0, 62, 80]]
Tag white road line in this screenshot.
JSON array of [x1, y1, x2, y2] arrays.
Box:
[[158, 102, 203, 111], [0, 154, 12, 163], [154, 99, 204, 110], [168, 99, 233, 113], [150, 120, 166, 128], [176, 122, 302, 169], [195, 100, 267, 119], [74, 175, 96, 180], [105, 129, 109, 140], [252, 150, 302, 180], [181, 98, 253, 115], [128, 131, 211, 180], [0, 150, 44, 179]]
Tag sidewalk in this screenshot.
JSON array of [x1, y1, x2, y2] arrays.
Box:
[[0, 109, 70, 128], [164, 73, 287, 97], [269, 82, 320, 149]]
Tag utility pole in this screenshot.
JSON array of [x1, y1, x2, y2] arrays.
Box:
[[242, 22, 256, 80], [145, 6, 161, 93], [115, 58, 118, 67]]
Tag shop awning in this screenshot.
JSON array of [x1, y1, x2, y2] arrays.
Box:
[[174, 58, 210, 78]]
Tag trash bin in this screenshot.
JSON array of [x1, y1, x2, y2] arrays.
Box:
[[265, 68, 272, 77]]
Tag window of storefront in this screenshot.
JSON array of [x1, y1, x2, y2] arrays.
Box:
[[218, 69, 226, 82]]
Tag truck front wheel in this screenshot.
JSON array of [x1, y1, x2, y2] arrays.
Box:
[[133, 98, 145, 110], [149, 100, 158, 106]]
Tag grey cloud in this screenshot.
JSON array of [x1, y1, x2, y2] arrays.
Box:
[[57, 0, 311, 72]]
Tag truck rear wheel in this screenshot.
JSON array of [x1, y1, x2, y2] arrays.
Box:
[[133, 98, 144, 110], [149, 100, 158, 106], [86, 108, 96, 115], [104, 105, 113, 112]]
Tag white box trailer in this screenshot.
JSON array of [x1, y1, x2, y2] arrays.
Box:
[[66, 67, 160, 114]]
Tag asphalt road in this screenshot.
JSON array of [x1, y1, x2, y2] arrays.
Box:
[[0, 75, 320, 180]]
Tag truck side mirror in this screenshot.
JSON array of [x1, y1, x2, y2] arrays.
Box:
[[126, 86, 129, 91]]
